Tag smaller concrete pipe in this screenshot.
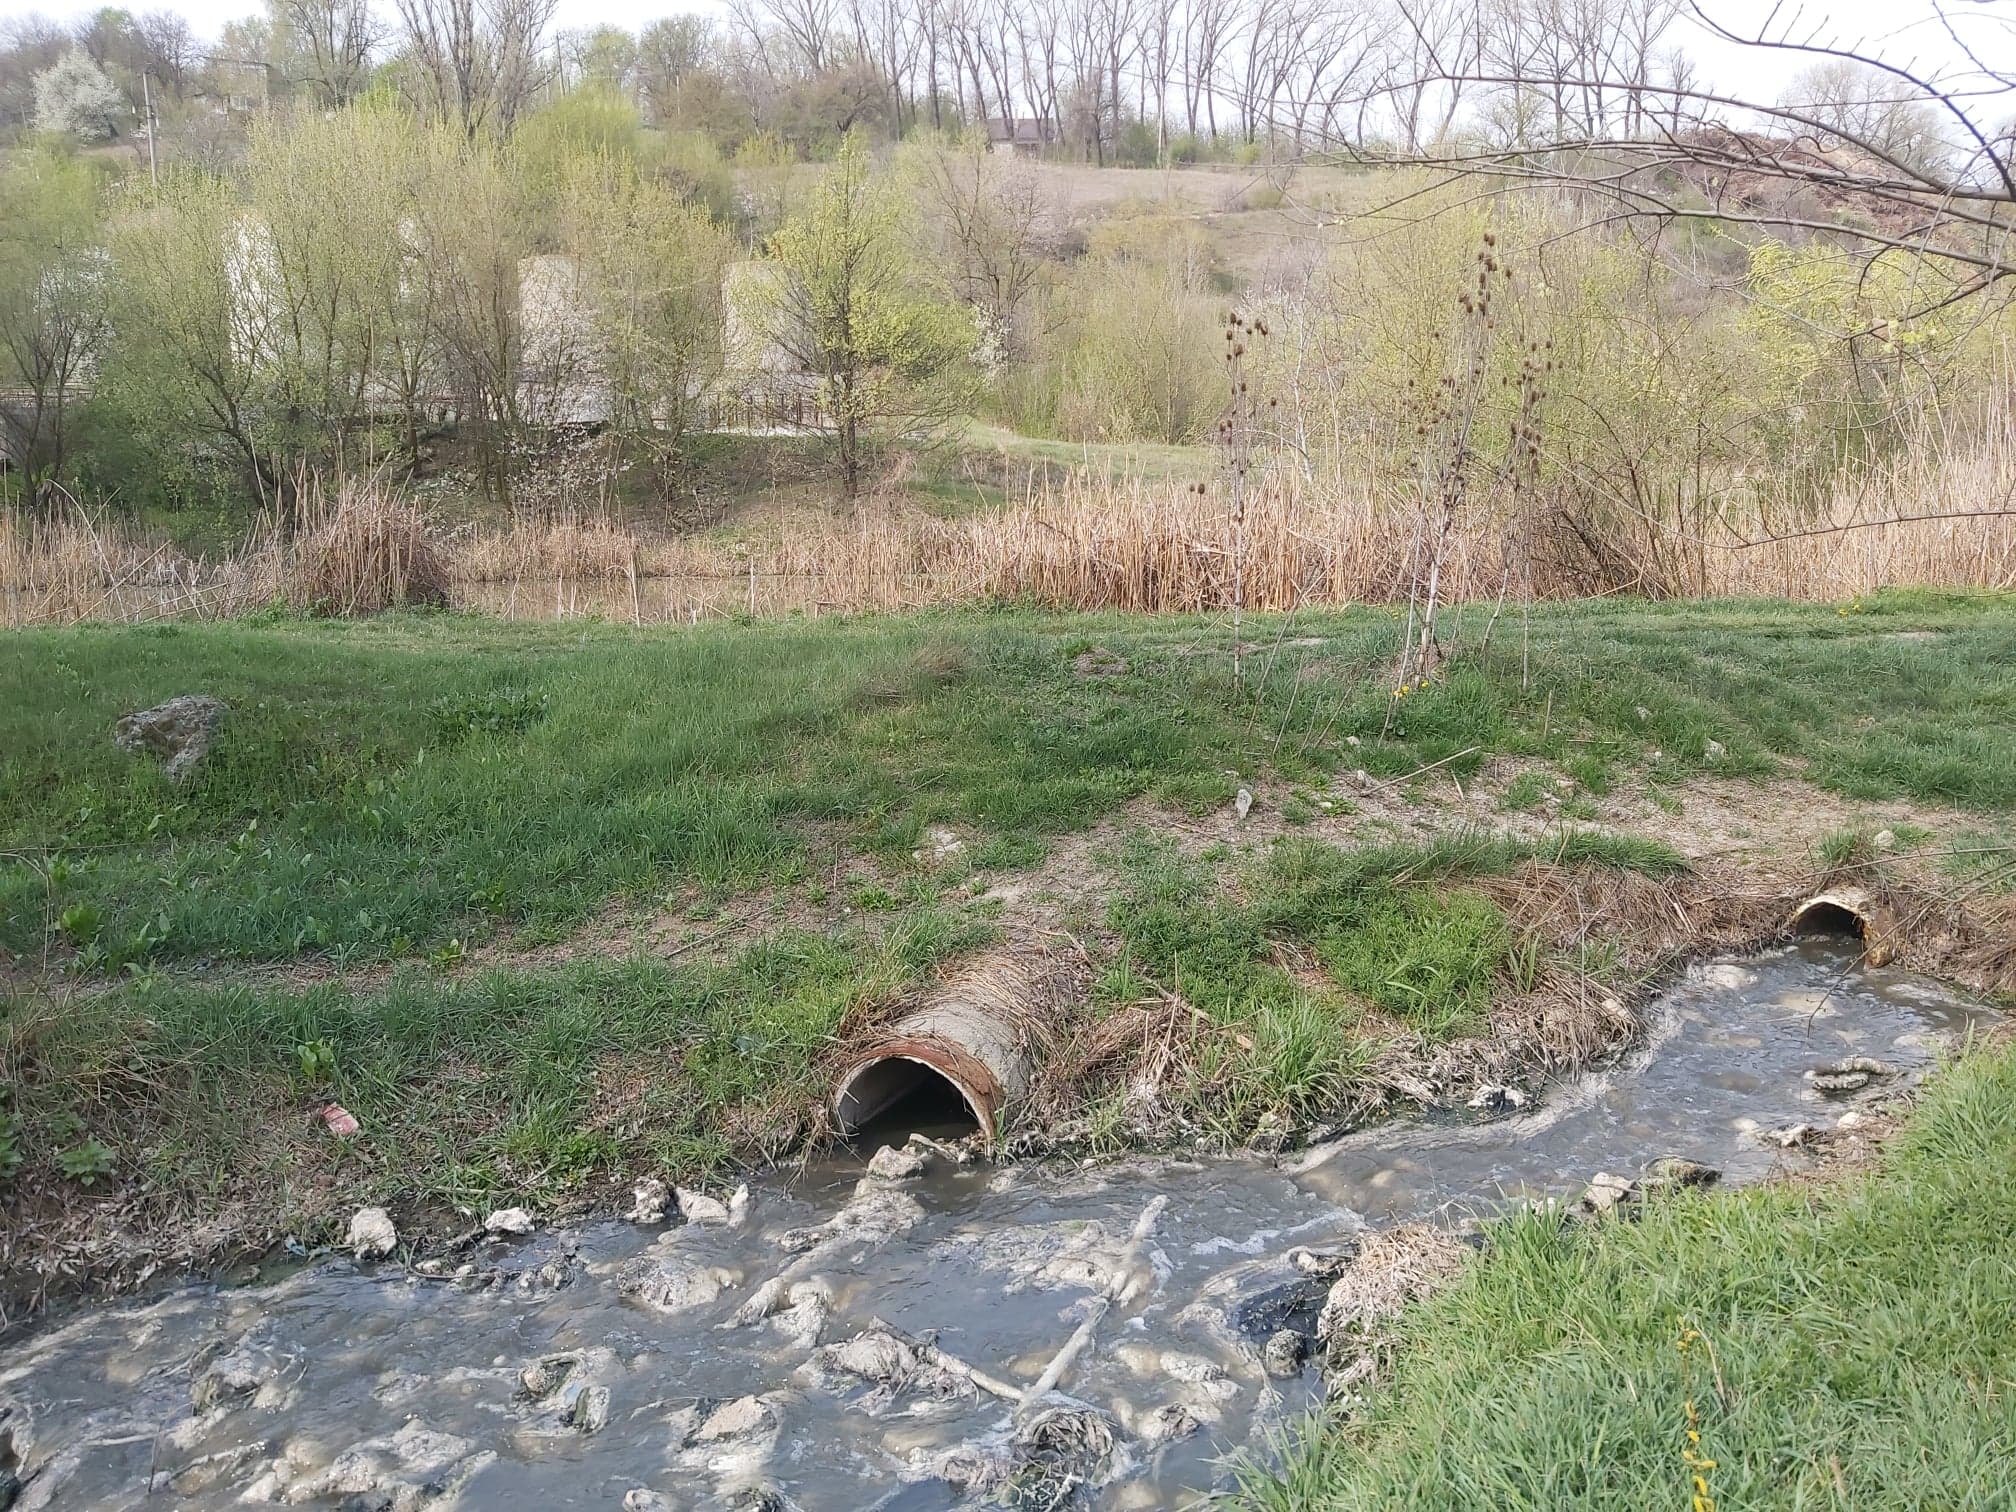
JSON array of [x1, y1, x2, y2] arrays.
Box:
[[1789, 886, 1898, 965], [832, 954, 1042, 1143]]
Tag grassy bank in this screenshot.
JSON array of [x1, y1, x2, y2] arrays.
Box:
[[5, 593, 2012, 967], [1241, 1039, 2016, 1509], [2, 593, 2013, 1287]]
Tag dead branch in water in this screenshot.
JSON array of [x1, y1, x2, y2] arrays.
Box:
[[1015, 1194, 1169, 1420]]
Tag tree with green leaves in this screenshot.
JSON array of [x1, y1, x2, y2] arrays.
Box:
[[558, 154, 732, 465], [99, 172, 280, 504], [414, 125, 533, 509], [749, 131, 973, 502], [0, 148, 107, 496]]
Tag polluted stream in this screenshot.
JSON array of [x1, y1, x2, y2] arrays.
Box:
[[1, 940, 2001, 1510]]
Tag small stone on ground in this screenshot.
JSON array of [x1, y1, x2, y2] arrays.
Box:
[[346, 1207, 398, 1259]]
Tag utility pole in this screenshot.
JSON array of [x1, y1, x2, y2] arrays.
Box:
[[141, 67, 158, 185]]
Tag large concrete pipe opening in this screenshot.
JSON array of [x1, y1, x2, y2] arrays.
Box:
[[832, 1052, 988, 1140], [1792, 899, 1866, 939], [1788, 887, 1897, 965], [831, 951, 1050, 1148]]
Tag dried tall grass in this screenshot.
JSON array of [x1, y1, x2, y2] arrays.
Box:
[[458, 512, 642, 582], [5, 420, 2013, 626], [287, 475, 451, 614], [1, 506, 217, 625]]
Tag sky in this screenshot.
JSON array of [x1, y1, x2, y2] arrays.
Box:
[[5, 0, 2006, 109]]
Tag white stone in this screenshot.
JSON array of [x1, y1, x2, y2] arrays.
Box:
[[562, 1382, 610, 1433], [619, 1255, 734, 1315], [770, 1279, 832, 1349], [819, 1329, 917, 1383], [483, 1207, 534, 1236], [346, 1207, 398, 1259], [677, 1187, 731, 1225], [695, 1394, 773, 1442], [626, 1177, 670, 1224], [1578, 1172, 1636, 1214], [865, 1143, 928, 1182]]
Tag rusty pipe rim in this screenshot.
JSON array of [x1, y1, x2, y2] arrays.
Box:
[[832, 1034, 1004, 1143]]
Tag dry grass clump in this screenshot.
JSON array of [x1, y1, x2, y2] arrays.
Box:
[[947, 476, 1424, 611], [650, 422, 2015, 618], [1316, 1222, 1475, 1388], [1966, 896, 2016, 995], [289, 476, 450, 615], [1, 505, 210, 624], [1034, 995, 1214, 1129]]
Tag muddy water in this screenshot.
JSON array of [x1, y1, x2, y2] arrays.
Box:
[[1, 942, 1999, 1510]]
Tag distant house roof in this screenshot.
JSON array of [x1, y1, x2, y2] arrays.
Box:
[[985, 117, 1050, 147]]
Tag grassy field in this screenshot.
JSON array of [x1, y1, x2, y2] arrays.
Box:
[[1240, 1038, 2016, 1509], [1, 592, 2013, 1266]]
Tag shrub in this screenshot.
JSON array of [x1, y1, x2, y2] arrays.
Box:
[[1051, 244, 1223, 444], [290, 477, 450, 615]]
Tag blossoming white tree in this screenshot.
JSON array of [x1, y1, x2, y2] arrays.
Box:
[[33, 51, 123, 142]]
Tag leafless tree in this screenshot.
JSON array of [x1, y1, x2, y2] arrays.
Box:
[[1373, 2, 1450, 152], [1337, 0, 2015, 317], [136, 10, 197, 99], [280, 0, 383, 108], [1182, 0, 1237, 138], [1007, 3, 1064, 137], [734, 0, 840, 74], [637, 13, 713, 109], [1780, 57, 1958, 178], [911, 132, 1054, 352], [1094, 0, 1141, 157], [1138, 0, 1182, 152], [1287, 1, 1386, 148], [844, 0, 926, 134], [395, 0, 558, 139]]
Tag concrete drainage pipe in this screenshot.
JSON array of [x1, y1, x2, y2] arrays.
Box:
[[831, 954, 1045, 1145], [1789, 885, 1898, 965]]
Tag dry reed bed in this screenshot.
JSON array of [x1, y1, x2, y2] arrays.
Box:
[[6, 437, 2014, 625]]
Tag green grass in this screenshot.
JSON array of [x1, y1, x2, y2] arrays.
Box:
[[954, 418, 1214, 480], [4, 594, 2009, 971], [1093, 833, 1375, 1135], [1308, 885, 1507, 1036], [1240, 1040, 2016, 1509], [4, 908, 991, 1215], [1250, 831, 1678, 1035], [0, 613, 1341, 965], [1093, 825, 1675, 1125]]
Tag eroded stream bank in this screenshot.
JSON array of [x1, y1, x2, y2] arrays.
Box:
[[0, 940, 2000, 1511]]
